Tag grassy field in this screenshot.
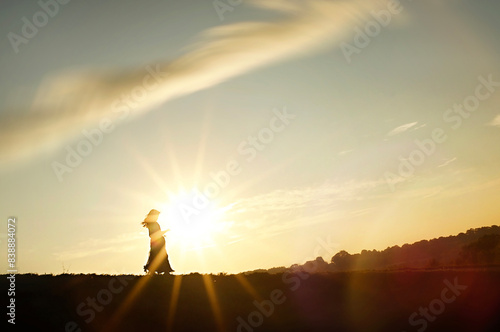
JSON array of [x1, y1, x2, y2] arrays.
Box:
[[3, 270, 500, 332]]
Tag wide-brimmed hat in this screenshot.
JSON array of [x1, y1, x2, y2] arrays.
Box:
[[147, 209, 160, 217], [144, 209, 160, 221], [143, 209, 169, 235]]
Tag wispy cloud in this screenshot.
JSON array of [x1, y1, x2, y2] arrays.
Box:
[[437, 157, 457, 168], [224, 178, 389, 240], [53, 232, 142, 261], [229, 179, 385, 213], [338, 149, 354, 156], [0, 0, 391, 164], [386, 121, 418, 136], [488, 114, 500, 127], [223, 167, 499, 242]]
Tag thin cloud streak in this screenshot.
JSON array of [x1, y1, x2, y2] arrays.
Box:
[[224, 178, 389, 241], [437, 157, 457, 168], [224, 169, 500, 242], [0, 0, 389, 164], [54, 232, 143, 261], [386, 121, 418, 136]]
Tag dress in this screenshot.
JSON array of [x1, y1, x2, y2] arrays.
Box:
[[144, 222, 174, 274]]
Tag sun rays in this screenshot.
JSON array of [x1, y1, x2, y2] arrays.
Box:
[[129, 112, 233, 272], [167, 275, 183, 331], [106, 97, 301, 331], [202, 274, 225, 332]]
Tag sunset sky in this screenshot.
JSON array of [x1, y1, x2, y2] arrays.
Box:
[[1, 0, 500, 275]]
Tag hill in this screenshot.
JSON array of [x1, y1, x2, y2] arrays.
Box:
[[2, 270, 500, 331], [247, 225, 500, 274]]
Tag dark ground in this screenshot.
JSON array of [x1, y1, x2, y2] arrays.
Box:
[[2, 270, 500, 332]]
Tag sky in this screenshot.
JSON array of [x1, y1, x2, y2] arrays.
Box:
[[1, 0, 500, 275]]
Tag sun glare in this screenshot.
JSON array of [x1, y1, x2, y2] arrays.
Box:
[[157, 189, 227, 247]]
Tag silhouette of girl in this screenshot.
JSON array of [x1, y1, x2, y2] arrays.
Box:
[[142, 209, 174, 274]]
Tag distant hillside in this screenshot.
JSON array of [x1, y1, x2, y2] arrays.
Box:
[[4, 271, 500, 331], [328, 225, 500, 271], [248, 225, 500, 274]]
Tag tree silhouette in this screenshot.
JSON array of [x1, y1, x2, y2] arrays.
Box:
[[331, 250, 353, 270], [459, 234, 500, 264]]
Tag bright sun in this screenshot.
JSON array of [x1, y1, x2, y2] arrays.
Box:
[[157, 189, 227, 247]]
